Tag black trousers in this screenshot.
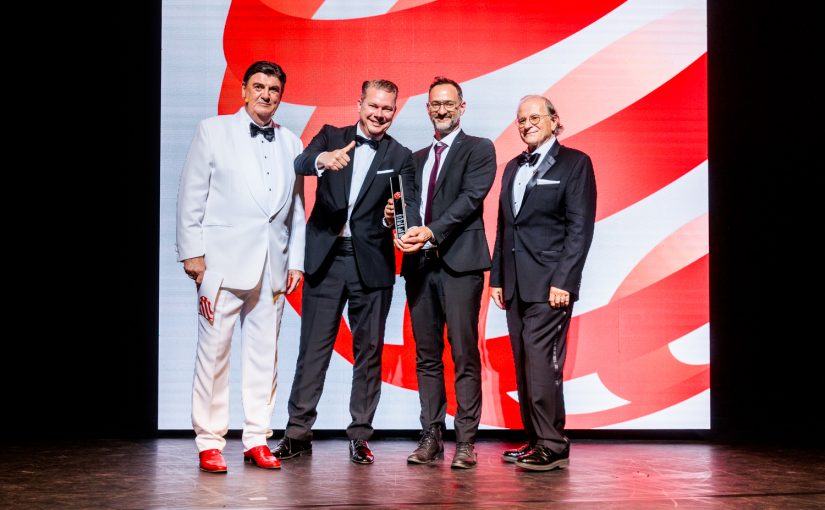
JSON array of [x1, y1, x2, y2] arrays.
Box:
[[285, 239, 392, 441], [405, 253, 483, 443], [506, 287, 572, 453]]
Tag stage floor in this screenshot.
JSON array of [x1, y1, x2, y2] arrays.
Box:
[[2, 438, 824, 508]]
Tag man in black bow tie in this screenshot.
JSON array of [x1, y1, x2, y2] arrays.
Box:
[[176, 61, 306, 473], [273, 79, 415, 465], [490, 95, 597, 471]]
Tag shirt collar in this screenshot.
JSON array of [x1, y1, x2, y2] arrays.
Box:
[[530, 135, 556, 160], [433, 127, 462, 148], [356, 122, 379, 142]]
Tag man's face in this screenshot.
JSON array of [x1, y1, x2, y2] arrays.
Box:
[[242, 72, 283, 124], [427, 84, 465, 136], [358, 86, 397, 139], [517, 98, 557, 149]]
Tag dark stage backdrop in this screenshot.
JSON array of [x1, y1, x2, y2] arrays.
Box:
[[16, 0, 815, 443]]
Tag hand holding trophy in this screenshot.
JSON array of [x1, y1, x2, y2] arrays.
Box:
[[389, 174, 407, 239]]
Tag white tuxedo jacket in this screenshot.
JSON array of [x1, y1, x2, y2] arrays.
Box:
[[176, 108, 305, 292]]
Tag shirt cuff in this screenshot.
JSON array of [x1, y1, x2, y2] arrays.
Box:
[[314, 154, 325, 177]]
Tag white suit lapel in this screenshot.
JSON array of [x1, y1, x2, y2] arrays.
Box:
[[233, 109, 270, 216], [266, 126, 294, 219]]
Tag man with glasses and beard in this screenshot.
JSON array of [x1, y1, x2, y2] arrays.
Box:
[[389, 76, 496, 469]]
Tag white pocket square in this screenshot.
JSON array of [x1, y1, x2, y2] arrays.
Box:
[[537, 179, 560, 185], [376, 169, 394, 175]]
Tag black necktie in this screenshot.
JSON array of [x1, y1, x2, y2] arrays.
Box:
[[517, 151, 540, 167], [355, 135, 379, 150], [250, 123, 275, 142]]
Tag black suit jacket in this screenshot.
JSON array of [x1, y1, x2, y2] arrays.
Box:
[[401, 131, 496, 276], [295, 124, 415, 288], [490, 140, 597, 303]]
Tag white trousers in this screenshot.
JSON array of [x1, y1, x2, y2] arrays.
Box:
[[192, 262, 284, 452]]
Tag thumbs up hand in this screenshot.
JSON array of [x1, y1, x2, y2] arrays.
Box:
[[316, 140, 357, 172]]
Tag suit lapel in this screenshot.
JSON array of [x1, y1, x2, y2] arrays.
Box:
[[413, 149, 427, 191], [518, 140, 559, 217], [535, 140, 560, 181], [432, 131, 466, 198], [502, 159, 518, 220], [267, 125, 294, 218], [234, 110, 270, 216], [342, 125, 357, 205], [353, 134, 390, 210]]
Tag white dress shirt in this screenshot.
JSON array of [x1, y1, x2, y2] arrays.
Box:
[[420, 128, 461, 248], [327, 123, 378, 237], [242, 108, 284, 211], [513, 136, 555, 215]]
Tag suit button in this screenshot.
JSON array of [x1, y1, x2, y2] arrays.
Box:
[[511, 248, 515, 252]]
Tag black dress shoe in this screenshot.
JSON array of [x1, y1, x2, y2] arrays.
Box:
[[272, 436, 312, 460], [501, 443, 533, 463], [451, 442, 477, 469], [514, 445, 569, 471], [407, 426, 443, 464], [349, 439, 374, 464]]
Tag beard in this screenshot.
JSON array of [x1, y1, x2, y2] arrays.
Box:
[[432, 115, 459, 136]]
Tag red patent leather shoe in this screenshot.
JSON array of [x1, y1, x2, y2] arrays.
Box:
[[243, 445, 281, 469], [199, 449, 227, 473]]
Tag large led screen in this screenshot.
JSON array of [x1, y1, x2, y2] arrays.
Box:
[[160, 0, 708, 430]]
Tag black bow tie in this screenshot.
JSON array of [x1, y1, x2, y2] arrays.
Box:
[[250, 123, 275, 142], [517, 151, 540, 167], [355, 135, 379, 150]]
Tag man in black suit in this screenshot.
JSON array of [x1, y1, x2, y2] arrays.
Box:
[[390, 76, 496, 469], [273, 79, 415, 465], [490, 95, 596, 471]]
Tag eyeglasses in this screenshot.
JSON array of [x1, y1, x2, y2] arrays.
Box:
[[516, 114, 552, 127], [428, 101, 460, 111]]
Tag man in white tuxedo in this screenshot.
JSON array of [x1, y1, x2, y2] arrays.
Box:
[[176, 61, 305, 473]]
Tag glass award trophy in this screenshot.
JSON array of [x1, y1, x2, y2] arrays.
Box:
[[390, 174, 407, 239]]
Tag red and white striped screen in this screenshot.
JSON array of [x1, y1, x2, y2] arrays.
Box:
[[159, 0, 707, 430]]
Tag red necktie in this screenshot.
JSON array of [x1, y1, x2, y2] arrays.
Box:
[[424, 142, 447, 225]]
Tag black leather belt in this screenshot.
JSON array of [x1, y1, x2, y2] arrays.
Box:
[[336, 237, 354, 256], [421, 248, 439, 261]]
